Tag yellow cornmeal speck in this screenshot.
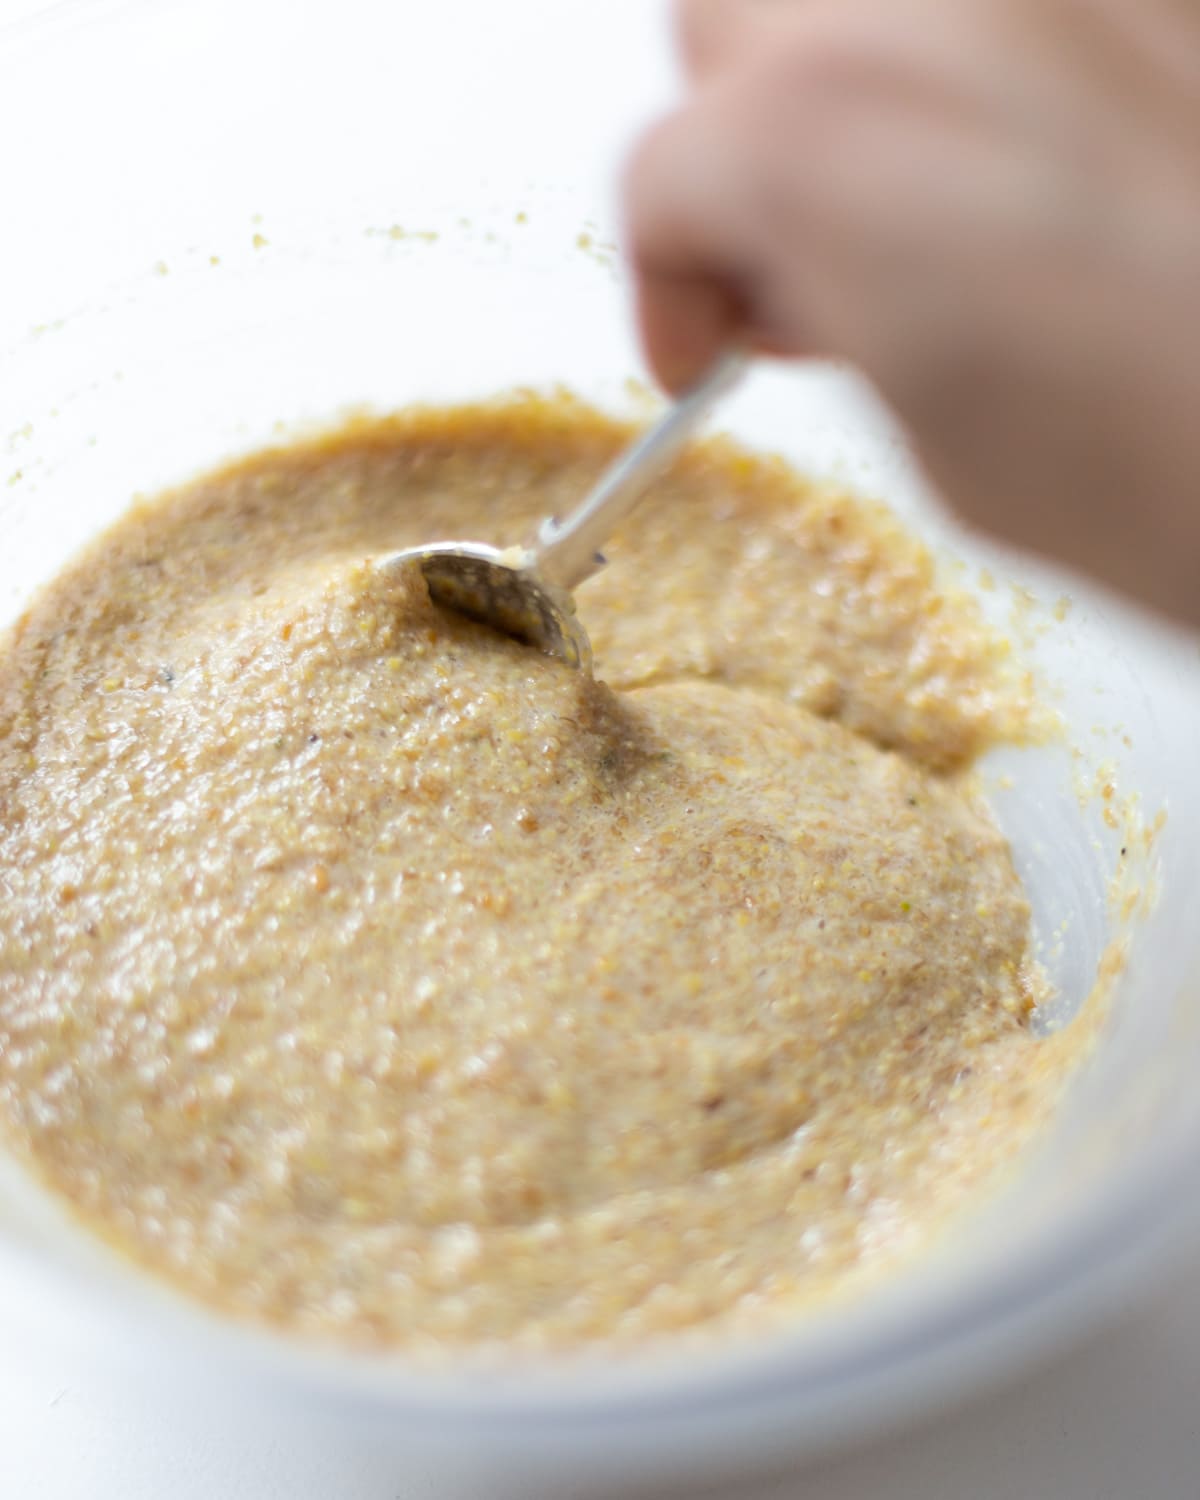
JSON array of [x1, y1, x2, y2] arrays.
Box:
[[389, 225, 437, 243], [0, 397, 1082, 1355]]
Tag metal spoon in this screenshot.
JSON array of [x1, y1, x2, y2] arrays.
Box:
[[379, 353, 745, 671]]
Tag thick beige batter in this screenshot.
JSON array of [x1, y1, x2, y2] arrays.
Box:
[[0, 399, 1069, 1349]]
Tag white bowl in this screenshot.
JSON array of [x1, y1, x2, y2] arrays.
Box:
[[2, 0, 1200, 1492]]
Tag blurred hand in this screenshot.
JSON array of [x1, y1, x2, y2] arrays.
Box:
[[624, 0, 1200, 624]]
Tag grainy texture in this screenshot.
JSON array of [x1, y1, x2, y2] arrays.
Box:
[[0, 398, 1070, 1350]]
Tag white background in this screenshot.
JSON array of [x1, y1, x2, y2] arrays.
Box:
[[4, 1263, 1200, 1496], [2, 0, 1200, 1495]]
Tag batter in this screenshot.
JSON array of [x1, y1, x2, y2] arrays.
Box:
[[0, 398, 1068, 1349]]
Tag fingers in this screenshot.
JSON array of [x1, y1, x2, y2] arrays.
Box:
[[675, 0, 769, 80], [676, 0, 823, 81], [634, 269, 744, 393], [623, 106, 761, 390]]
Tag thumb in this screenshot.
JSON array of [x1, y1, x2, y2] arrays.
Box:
[[623, 108, 757, 391], [633, 267, 743, 393]]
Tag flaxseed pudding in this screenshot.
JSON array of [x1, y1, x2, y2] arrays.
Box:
[[0, 398, 1072, 1349]]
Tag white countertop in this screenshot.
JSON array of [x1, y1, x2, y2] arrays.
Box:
[[4, 1259, 1200, 1498]]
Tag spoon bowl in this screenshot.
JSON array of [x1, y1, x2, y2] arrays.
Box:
[[382, 540, 593, 669], [379, 353, 745, 667]]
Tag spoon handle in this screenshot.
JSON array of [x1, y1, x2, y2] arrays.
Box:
[[531, 351, 746, 592]]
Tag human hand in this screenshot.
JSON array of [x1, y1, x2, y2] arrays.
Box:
[[624, 0, 1200, 624]]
